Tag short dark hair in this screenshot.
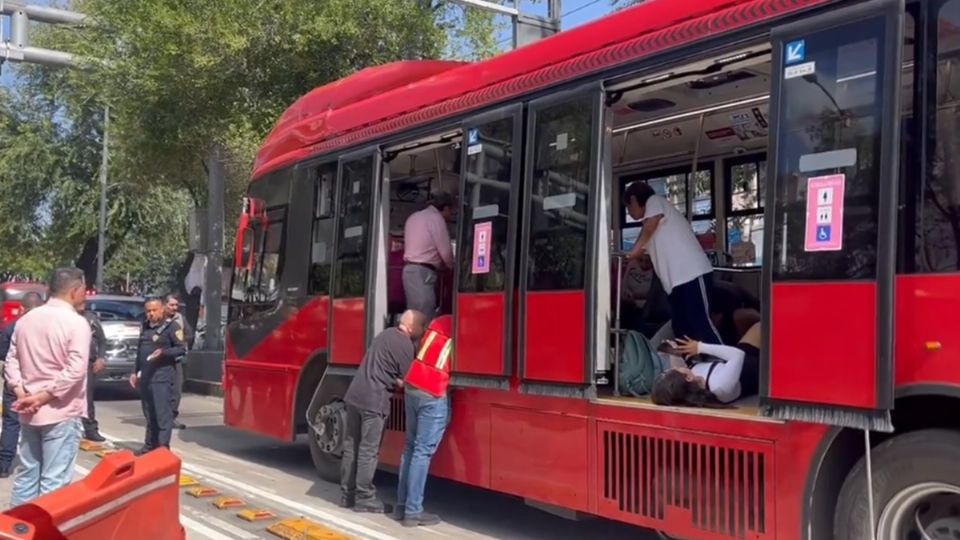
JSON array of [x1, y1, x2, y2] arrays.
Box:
[[430, 192, 455, 211], [48, 267, 85, 296], [22, 292, 43, 310], [623, 182, 656, 208], [144, 297, 163, 307]]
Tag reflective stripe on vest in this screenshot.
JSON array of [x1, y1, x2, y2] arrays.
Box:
[[404, 321, 453, 398]]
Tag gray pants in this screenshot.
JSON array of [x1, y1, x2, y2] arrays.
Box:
[[402, 264, 437, 321], [340, 405, 386, 504]]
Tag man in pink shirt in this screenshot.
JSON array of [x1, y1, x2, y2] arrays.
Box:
[[403, 192, 455, 321], [4, 267, 90, 506]]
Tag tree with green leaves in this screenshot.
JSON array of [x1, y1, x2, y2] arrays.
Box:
[[7, 0, 504, 292]]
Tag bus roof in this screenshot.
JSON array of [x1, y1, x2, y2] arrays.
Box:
[[252, 0, 826, 180]]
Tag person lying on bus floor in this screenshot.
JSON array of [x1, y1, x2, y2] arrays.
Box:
[[650, 322, 761, 407], [622, 182, 722, 345]]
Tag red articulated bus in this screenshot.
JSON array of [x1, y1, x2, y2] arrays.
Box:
[[224, 0, 960, 538]]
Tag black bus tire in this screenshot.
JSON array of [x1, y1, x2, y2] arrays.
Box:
[[307, 411, 342, 483], [306, 377, 349, 484], [834, 428, 960, 539]]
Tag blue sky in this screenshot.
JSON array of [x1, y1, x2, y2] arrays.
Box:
[[1, 0, 615, 88]]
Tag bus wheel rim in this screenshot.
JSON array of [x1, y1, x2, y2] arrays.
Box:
[[877, 481, 960, 540], [315, 400, 346, 456]]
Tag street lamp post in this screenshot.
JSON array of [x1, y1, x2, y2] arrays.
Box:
[[96, 106, 108, 291]]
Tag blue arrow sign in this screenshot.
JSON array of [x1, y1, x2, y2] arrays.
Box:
[[785, 40, 805, 65]]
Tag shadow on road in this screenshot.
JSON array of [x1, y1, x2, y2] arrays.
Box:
[[100, 393, 654, 540]]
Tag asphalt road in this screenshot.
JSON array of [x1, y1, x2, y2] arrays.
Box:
[[0, 389, 659, 540]]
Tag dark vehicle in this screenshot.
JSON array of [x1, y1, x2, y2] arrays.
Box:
[[85, 295, 145, 387], [0, 282, 47, 329]]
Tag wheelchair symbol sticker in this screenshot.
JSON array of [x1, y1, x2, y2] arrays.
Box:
[[805, 174, 845, 252]]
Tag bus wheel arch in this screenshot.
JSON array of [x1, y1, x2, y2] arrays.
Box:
[[305, 369, 351, 483], [293, 351, 329, 435], [806, 388, 960, 540]]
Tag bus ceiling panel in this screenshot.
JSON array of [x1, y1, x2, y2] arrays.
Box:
[[604, 45, 773, 97], [611, 102, 770, 168], [382, 129, 462, 158]]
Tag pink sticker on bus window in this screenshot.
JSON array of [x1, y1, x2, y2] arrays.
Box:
[[472, 222, 492, 274], [804, 174, 845, 252]]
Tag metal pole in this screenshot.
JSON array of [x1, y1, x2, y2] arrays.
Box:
[[204, 143, 225, 351], [95, 105, 108, 291]]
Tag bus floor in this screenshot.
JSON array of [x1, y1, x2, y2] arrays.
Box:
[[594, 394, 781, 423]]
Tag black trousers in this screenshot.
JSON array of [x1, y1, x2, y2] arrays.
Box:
[[82, 363, 99, 436], [141, 366, 175, 449], [171, 362, 184, 420], [340, 404, 386, 504], [668, 273, 723, 345]]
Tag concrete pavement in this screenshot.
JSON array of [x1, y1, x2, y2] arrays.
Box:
[[0, 390, 657, 540]]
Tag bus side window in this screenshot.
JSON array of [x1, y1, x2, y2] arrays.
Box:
[[726, 156, 766, 266], [914, 0, 960, 273], [310, 164, 337, 295]]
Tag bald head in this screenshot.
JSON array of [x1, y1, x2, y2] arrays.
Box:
[[398, 310, 427, 340], [21, 292, 43, 312]]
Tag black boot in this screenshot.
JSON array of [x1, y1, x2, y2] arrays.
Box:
[[84, 432, 106, 443]]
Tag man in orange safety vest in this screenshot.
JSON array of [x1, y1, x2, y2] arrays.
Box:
[[394, 315, 452, 528]]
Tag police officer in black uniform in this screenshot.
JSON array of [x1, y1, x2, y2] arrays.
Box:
[[130, 297, 186, 454]]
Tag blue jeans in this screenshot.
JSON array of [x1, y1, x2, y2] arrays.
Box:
[[397, 390, 449, 516], [0, 387, 20, 469], [11, 418, 82, 507]]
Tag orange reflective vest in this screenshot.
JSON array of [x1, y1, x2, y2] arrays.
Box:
[[404, 315, 453, 398]]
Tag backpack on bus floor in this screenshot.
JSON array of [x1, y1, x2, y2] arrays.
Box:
[[619, 330, 669, 397]]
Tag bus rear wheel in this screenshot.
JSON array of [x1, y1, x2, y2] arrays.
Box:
[[308, 398, 346, 483], [834, 429, 960, 540]]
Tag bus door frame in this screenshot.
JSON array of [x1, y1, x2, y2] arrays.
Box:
[[328, 145, 382, 366], [760, 0, 904, 429], [451, 103, 524, 387], [517, 82, 608, 396]]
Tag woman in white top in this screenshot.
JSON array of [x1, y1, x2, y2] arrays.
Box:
[[650, 323, 762, 407]]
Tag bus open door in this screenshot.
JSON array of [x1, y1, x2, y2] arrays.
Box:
[[762, 0, 905, 432]]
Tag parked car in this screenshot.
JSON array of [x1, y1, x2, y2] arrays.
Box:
[[85, 295, 146, 388], [0, 281, 47, 329]]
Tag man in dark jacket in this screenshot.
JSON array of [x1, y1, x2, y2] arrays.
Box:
[[339, 310, 426, 513], [0, 292, 43, 477], [130, 298, 186, 454], [80, 306, 107, 442]]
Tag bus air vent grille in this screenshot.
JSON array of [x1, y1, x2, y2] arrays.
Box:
[[386, 396, 406, 432], [599, 426, 772, 539]]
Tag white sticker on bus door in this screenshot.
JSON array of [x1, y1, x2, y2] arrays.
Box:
[[785, 61, 815, 80], [472, 204, 499, 219], [344, 226, 363, 239], [543, 192, 577, 210]]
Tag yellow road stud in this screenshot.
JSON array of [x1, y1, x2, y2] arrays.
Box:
[[212, 496, 245, 509], [237, 509, 276, 522], [267, 518, 356, 540], [79, 440, 105, 452], [186, 486, 220, 498], [178, 475, 199, 487]]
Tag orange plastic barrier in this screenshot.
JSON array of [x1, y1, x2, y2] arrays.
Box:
[[2, 449, 184, 540]]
